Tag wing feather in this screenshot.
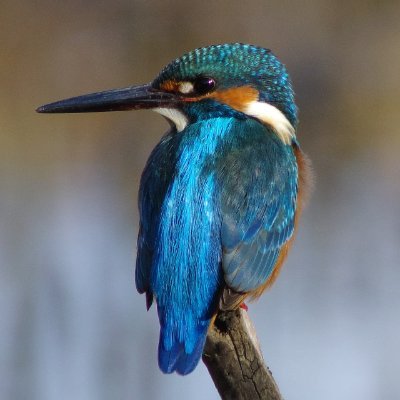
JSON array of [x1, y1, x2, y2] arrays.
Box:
[[220, 122, 298, 295]]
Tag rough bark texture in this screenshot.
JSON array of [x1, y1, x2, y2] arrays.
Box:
[[202, 309, 283, 400]]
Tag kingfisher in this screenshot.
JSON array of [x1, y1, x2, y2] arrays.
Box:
[[37, 43, 309, 375]]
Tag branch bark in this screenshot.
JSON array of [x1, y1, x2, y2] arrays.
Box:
[[202, 309, 283, 400]]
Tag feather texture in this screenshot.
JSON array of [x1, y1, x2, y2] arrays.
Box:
[[135, 116, 298, 374], [219, 122, 297, 292]]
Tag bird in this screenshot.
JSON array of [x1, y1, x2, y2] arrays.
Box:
[[37, 43, 310, 375]]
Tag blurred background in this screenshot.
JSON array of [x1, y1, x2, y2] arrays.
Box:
[[1, 1, 400, 399]]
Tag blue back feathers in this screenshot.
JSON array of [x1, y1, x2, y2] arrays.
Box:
[[136, 118, 297, 374]]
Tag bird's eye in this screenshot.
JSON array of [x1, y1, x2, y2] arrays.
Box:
[[193, 76, 216, 95]]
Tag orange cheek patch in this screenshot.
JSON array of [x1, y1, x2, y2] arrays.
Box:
[[160, 80, 180, 92], [209, 86, 259, 112]]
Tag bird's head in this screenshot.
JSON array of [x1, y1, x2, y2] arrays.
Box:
[[37, 43, 297, 144]]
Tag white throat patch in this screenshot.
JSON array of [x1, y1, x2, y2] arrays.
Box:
[[244, 101, 295, 145], [153, 108, 188, 132]]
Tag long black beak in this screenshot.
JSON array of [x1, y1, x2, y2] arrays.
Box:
[[36, 83, 180, 113]]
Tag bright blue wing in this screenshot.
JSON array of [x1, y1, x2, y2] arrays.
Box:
[[219, 121, 298, 293]]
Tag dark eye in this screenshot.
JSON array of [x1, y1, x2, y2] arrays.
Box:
[[193, 76, 216, 95]]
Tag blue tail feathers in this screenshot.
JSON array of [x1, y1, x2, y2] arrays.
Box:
[[158, 324, 209, 375]]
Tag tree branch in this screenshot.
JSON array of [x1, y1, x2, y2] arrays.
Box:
[[202, 309, 283, 400]]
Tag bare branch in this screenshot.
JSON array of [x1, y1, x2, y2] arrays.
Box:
[[203, 309, 283, 400]]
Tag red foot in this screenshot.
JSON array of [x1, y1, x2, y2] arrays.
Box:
[[239, 302, 248, 311]]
